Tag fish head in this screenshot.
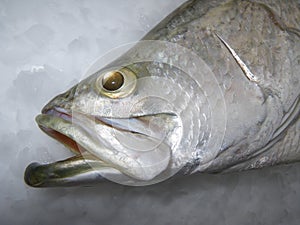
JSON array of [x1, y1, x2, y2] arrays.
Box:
[[25, 41, 226, 187]]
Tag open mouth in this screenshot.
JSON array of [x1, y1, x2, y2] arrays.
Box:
[[24, 108, 108, 187], [24, 107, 176, 187]]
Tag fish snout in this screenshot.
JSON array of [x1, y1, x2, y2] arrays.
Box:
[[41, 85, 77, 114]]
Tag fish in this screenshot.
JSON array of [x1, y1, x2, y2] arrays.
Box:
[[24, 0, 300, 187]]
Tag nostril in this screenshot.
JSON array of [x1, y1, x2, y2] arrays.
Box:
[[61, 90, 72, 100], [64, 84, 78, 100]]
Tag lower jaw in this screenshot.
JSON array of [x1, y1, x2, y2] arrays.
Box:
[[24, 155, 106, 187]]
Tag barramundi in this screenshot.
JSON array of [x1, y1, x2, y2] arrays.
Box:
[[24, 0, 300, 187]]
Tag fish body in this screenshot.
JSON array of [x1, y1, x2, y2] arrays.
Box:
[[25, 0, 300, 187]]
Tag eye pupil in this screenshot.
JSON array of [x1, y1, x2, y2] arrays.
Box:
[[102, 71, 124, 91]]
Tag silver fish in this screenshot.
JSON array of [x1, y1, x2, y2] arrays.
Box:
[[24, 0, 300, 187]]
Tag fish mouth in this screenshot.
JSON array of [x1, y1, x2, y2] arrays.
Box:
[[25, 107, 177, 187]]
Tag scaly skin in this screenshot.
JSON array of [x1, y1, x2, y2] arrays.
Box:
[[142, 0, 300, 173]]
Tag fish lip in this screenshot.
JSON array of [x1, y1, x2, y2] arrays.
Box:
[[41, 107, 176, 141], [42, 107, 147, 136], [43, 107, 72, 122], [36, 106, 173, 156]]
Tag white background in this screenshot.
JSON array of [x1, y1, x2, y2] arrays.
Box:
[[0, 0, 299, 224]]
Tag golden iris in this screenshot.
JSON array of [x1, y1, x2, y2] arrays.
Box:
[[95, 67, 137, 98]]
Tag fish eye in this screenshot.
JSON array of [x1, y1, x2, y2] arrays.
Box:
[[102, 71, 124, 91], [95, 68, 137, 98]]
